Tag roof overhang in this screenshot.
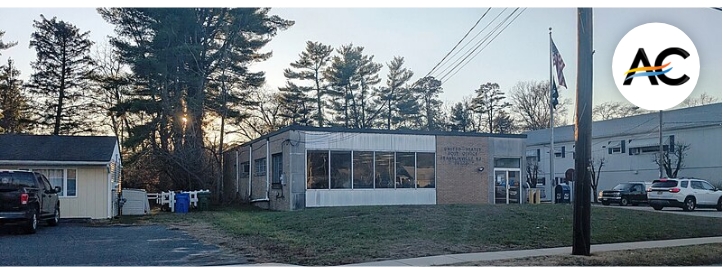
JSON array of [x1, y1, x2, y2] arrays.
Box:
[[0, 160, 109, 166]]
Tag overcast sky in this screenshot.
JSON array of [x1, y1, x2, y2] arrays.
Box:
[[0, 7, 720, 122]]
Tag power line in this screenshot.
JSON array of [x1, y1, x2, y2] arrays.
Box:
[[442, 8, 527, 84], [434, 8, 510, 80], [424, 8, 493, 79], [439, 8, 526, 83]]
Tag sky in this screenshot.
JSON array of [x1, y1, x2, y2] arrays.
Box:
[[0, 7, 720, 123]]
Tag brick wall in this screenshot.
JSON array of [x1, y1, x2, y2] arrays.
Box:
[[436, 135, 490, 204]]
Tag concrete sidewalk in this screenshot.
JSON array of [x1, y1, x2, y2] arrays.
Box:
[[342, 236, 722, 266]]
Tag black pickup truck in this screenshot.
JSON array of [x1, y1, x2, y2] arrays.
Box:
[[598, 181, 651, 206], [0, 170, 61, 234]]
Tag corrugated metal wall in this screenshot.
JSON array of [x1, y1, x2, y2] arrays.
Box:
[[306, 189, 436, 207], [304, 131, 436, 152]]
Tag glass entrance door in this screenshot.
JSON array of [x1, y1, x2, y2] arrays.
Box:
[[494, 169, 521, 204]]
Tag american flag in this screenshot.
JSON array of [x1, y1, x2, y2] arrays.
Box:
[[551, 39, 567, 88]]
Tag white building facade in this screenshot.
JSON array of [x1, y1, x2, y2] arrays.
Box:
[[525, 103, 722, 202]]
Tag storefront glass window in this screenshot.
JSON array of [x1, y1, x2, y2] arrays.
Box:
[[353, 151, 374, 189], [395, 152, 415, 188], [416, 152, 435, 188], [307, 151, 329, 189], [375, 152, 394, 188], [330, 151, 352, 189]]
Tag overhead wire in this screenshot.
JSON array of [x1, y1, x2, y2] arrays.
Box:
[[424, 7, 494, 78], [442, 8, 527, 84], [434, 8, 511, 80]]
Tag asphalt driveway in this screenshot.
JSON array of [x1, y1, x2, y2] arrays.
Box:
[[0, 221, 247, 266], [595, 204, 722, 218]]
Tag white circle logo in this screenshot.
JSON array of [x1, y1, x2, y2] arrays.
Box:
[[612, 23, 699, 111]]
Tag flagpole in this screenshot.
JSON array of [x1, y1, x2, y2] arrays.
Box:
[[549, 27, 555, 194]]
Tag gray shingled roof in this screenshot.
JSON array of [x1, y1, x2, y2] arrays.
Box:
[[525, 103, 722, 146], [0, 135, 118, 163]]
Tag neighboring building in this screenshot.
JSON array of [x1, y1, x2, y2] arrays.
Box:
[[525, 103, 722, 202], [0, 135, 122, 219], [222, 125, 527, 211]]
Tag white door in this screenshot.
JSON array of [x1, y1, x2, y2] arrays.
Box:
[[699, 181, 718, 205]]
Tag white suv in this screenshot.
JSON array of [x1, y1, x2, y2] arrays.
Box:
[[647, 178, 722, 211]]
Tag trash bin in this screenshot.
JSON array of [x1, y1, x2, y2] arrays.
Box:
[[174, 193, 190, 213], [554, 184, 571, 204], [197, 192, 211, 211]]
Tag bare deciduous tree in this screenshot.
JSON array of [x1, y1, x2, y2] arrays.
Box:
[[678, 92, 719, 108], [654, 142, 691, 178], [509, 80, 570, 131], [592, 101, 647, 121], [589, 157, 605, 203]]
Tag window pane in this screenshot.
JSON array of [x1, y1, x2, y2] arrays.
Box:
[[67, 169, 77, 197], [307, 151, 329, 189], [375, 152, 394, 188], [272, 153, 283, 189], [255, 158, 266, 176], [702, 181, 715, 190], [396, 152, 415, 188], [691, 181, 704, 190], [330, 151, 351, 189], [416, 153, 435, 188], [38, 169, 65, 196], [353, 151, 374, 189], [494, 158, 520, 168]]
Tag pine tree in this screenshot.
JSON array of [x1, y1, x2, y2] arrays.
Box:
[[491, 110, 517, 134], [472, 82, 511, 133], [448, 101, 472, 132], [277, 81, 313, 125], [26, 15, 94, 135], [0, 30, 17, 55], [378, 56, 413, 130], [413, 76, 444, 131], [325, 44, 361, 127], [353, 49, 382, 128], [99, 8, 293, 192], [0, 59, 30, 133], [278, 41, 332, 126], [284, 41, 333, 127]]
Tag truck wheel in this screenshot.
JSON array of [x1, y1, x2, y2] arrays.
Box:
[[47, 204, 60, 226], [601, 200, 609, 206], [652, 205, 663, 210], [619, 197, 629, 206], [683, 197, 696, 211], [24, 208, 38, 234], [717, 198, 721, 212]]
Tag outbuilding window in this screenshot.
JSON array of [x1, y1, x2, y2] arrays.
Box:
[[255, 158, 266, 176], [33, 169, 76, 197]]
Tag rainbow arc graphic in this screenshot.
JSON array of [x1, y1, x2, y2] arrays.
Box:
[[624, 62, 672, 81]]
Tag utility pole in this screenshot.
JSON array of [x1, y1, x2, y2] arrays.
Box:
[[658, 110, 664, 178], [573, 7, 593, 256]]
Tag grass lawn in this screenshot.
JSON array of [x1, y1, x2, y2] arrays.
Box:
[[137, 204, 721, 265], [443, 243, 722, 266]]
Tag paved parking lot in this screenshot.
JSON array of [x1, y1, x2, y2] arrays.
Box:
[[596, 204, 722, 218], [0, 222, 247, 266]]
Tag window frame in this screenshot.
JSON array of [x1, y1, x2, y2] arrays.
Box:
[[254, 158, 267, 176], [271, 153, 283, 189], [30, 168, 77, 197]]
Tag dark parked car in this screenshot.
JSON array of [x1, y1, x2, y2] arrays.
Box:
[[0, 170, 61, 234], [598, 182, 650, 206]]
